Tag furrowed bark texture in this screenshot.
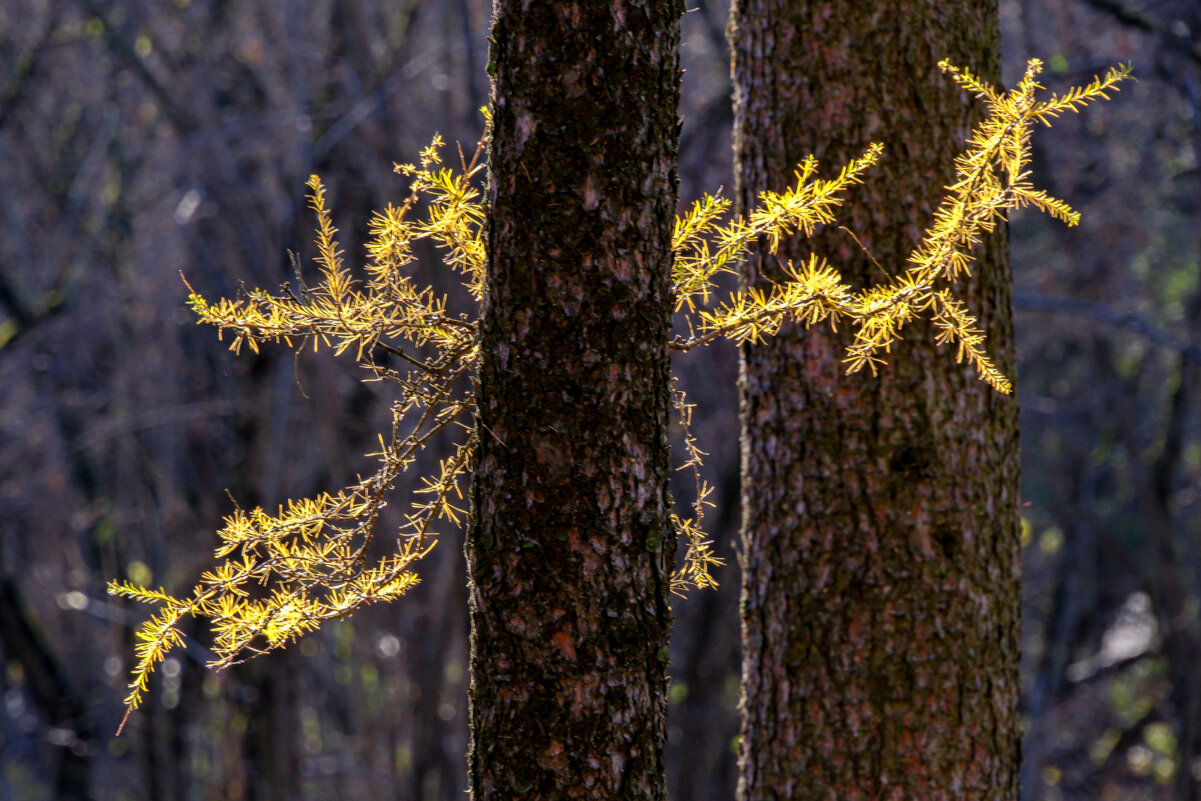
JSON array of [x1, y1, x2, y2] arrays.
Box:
[[467, 2, 682, 799], [731, 3, 1020, 800]]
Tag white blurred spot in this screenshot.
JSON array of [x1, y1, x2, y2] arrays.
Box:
[[377, 633, 401, 657], [174, 189, 201, 224], [60, 591, 89, 611], [1067, 592, 1157, 681]]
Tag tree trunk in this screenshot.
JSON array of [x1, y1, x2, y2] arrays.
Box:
[[731, 3, 1021, 800], [467, 2, 682, 799]]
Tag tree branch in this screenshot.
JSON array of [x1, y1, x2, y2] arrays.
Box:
[[1076, 0, 1201, 68], [1013, 290, 1201, 362]]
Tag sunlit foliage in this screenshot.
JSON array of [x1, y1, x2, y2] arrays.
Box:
[[109, 60, 1129, 731], [674, 59, 1133, 394]]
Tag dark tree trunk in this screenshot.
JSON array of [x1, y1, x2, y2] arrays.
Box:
[[731, 3, 1021, 800], [467, 2, 682, 799], [0, 574, 93, 801]]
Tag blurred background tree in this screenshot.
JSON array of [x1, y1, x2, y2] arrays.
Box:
[[0, 1, 1194, 800]]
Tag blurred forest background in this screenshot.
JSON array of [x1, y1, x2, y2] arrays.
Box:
[[0, 0, 1197, 799]]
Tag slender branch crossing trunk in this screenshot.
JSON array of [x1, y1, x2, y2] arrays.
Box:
[[467, 2, 683, 799], [731, 3, 1021, 799]]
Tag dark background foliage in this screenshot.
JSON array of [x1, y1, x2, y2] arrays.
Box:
[[0, 1, 1196, 799]]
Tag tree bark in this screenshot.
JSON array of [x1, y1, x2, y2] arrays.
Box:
[[467, 2, 682, 799], [731, 3, 1021, 800]]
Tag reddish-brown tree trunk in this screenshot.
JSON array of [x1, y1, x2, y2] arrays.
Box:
[[731, 3, 1021, 800], [466, 2, 683, 799]]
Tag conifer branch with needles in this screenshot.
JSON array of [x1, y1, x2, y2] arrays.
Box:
[[672, 58, 1132, 398], [108, 60, 1129, 731]]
